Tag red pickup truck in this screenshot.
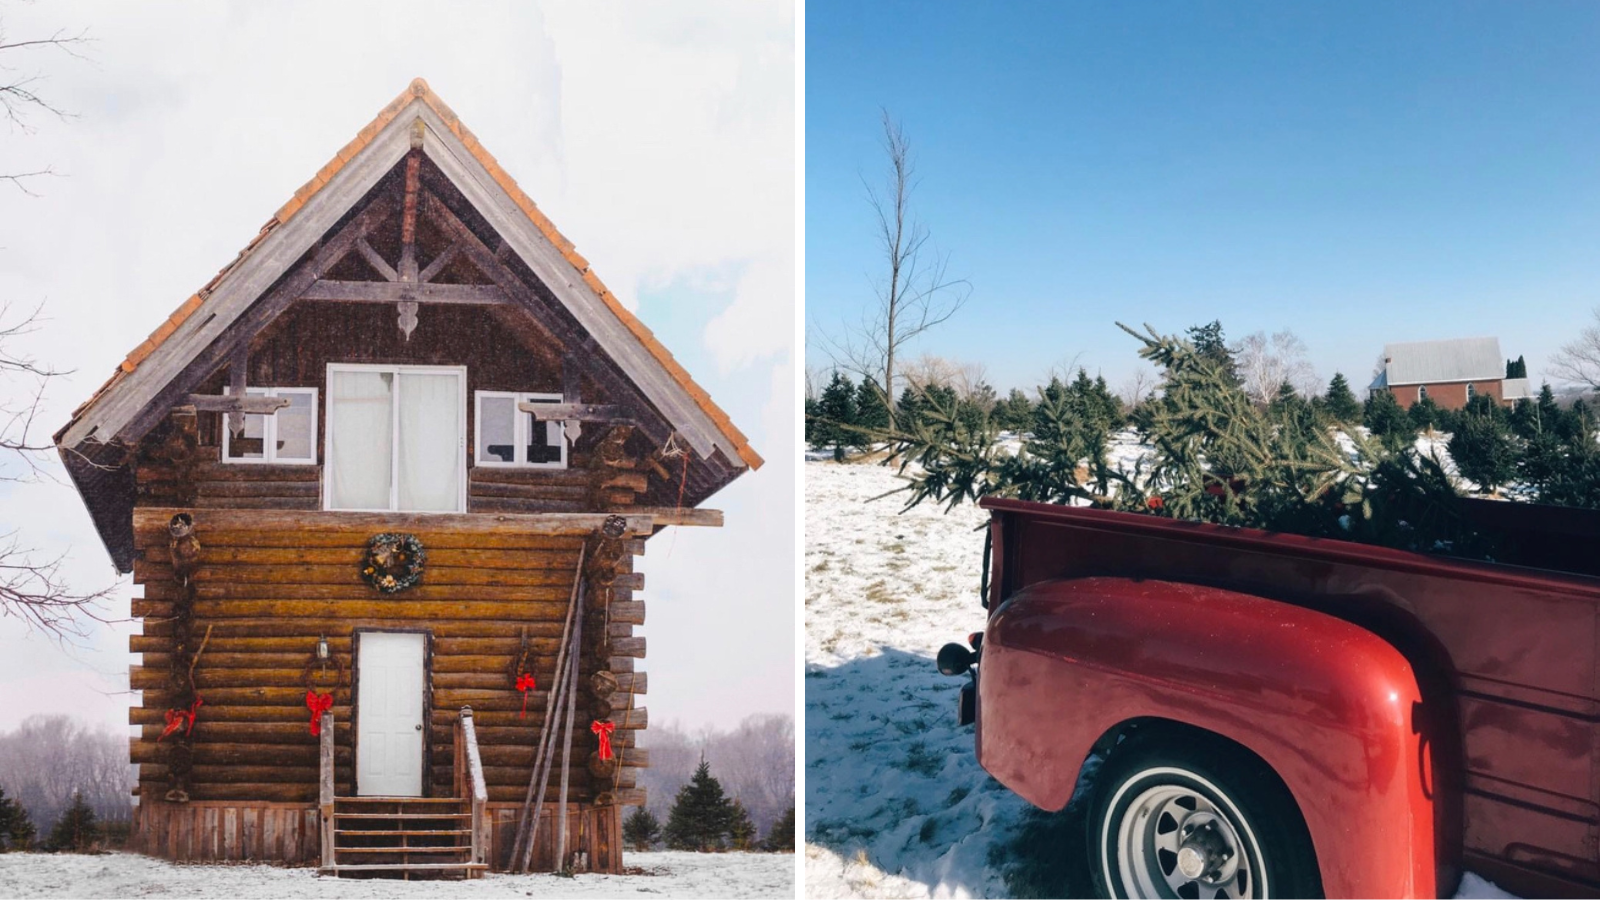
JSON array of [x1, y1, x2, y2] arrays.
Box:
[[940, 496, 1600, 899]]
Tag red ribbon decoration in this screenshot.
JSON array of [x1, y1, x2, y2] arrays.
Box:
[[515, 673, 537, 719], [157, 695, 204, 742], [591, 719, 615, 761], [306, 689, 334, 736]]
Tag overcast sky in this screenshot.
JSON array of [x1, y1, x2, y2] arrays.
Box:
[[0, 1, 795, 736]]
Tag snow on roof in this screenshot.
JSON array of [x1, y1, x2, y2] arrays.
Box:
[[1379, 336, 1503, 386]]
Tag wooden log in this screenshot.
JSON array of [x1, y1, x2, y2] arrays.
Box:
[[612, 789, 646, 807], [134, 561, 581, 588], [133, 705, 351, 725], [137, 765, 321, 783], [138, 545, 577, 570], [133, 599, 570, 621], [608, 601, 645, 626], [468, 466, 592, 486], [136, 619, 593, 640], [136, 529, 585, 552], [140, 462, 321, 483], [134, 783, 343, 803], [468, 481, 589, 501], [299, 280, 508, 304], [133, 507, 652, 537], [597, 472, 649, 493], [136, 722, 349, 744], [194, 481, 321, 498], [611, 637, 645, 658], [189, 497, 318, 510], [619, 507, 721, 527], [468, 498, 586, 515], [131, 741, 350, 766], [138, 580, 578, 602], [186, 395, 291, 414]]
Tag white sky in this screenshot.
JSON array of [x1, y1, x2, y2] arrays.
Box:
[[0, 1, 795, 736]]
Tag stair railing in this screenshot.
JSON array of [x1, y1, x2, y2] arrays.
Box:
[[454, 706, 489, 869], [319, 710, 335, 868]]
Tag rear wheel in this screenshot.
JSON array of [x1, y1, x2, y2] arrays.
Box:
[[1086, 734, 1321, 899]]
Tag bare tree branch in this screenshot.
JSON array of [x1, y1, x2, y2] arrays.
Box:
[[1550, 308, 1600, 392], [819, 110, 970, 422]]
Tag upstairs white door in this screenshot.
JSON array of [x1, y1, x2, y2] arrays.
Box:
[[356, 632, 426, 797]]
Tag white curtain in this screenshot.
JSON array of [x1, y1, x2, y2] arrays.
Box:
[[397, 372, 461, 512], [328, 370, 394, 510]]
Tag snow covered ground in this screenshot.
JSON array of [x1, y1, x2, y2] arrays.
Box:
[[0, 850, 794, 899], [803, 457, 1517, 899]]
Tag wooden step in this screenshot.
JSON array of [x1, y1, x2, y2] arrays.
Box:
[[336, 829, 471, 837], [322, 863, 489, 873], [335, 846, 470, 855], [333, 812, 472, 820]]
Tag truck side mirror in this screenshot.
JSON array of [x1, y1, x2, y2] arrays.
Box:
[[937, 642, 976, 676]]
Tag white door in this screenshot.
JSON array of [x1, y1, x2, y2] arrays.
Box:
[[356, 632, 426, 796]]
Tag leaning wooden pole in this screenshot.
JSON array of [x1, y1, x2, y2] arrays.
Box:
[[520, 580, 585, 873], [554, 597, 584, 871], [510, 543, 587, 871]]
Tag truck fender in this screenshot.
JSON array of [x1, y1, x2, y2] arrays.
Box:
[[977, 576, 1434, 899]]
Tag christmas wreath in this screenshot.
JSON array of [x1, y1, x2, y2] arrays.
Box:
[[362, 533, 426, 594]]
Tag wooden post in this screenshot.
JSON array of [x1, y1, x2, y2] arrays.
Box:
[[318, 710, 334, 869], [456, 707, 488, 874], [554, 604, 583, 871]]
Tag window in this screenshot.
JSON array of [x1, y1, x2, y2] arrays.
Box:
[[475, 391, 567, 469], [324, 364, 465, 512], [1466, 384, 1476, 400], [1418, 385, 1428, 402], [222, 387, 317, 465]]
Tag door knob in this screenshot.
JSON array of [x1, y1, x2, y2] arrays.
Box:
[[414, 724, 423, 731]]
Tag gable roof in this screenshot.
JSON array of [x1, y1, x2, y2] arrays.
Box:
[[56, 78, 760, 471], [1374, 336, 1503, 388]]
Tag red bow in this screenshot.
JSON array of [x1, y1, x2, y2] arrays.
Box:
[[158, 695, 204, 742], [591, 719, 615, 761], [306, 689, 334, 736], [516, 673, 537, 719]]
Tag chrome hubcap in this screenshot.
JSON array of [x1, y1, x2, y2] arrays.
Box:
[[1115, 784, 1256, 898]]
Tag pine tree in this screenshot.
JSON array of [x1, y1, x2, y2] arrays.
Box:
[[855, 378, 891, 434], [993, 388, 1033, 434], [1409, 396, 1443, 434], [1506, 356, 1528, 379], [662, 760, 734, 852], [895, 387, 925, 432], [1322, 373, 1362, 424], [763, 804, 795, 853], [0, 786, 35, 851], [1186, 320, 1239, 384], [1364, 390, 1416, 450], [622, 807, 662, 851], [48, 790, 99, 853], [1449, 406, 1519, 496], [814, 372, 858, 459], [803, 396, 820, 447], [727, 799, 757, 851]]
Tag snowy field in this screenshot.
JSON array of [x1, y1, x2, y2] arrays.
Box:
[[803, 457, 1516, 899], [0, 850, 795, 899]]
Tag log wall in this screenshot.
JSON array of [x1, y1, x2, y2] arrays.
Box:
[[128, 503, 648, 871]]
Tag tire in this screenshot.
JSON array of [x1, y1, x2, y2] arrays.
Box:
[[1085, 732, 1322, 899]]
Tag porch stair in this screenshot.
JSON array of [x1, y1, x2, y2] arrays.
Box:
[[320, 796, 487, 879], [317, 707, 491, 879]]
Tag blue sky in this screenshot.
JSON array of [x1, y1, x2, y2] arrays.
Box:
[[806, 1, 1600, 396]]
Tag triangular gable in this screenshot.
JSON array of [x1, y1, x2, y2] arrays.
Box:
[[56, 79, 761, 471]]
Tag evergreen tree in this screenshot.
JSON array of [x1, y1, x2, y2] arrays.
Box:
[[814, 372, 858, 459], [1186, 320, 1239, 384], [803, 396, 819, 447], [1449, 406, 1519, 495], [0, 786, 35, 851], [1409, 396, 1443, 434], [895, 387, 926, 432], [47, 790, 99, 853], [1509, 398, 1541, 440], [1322, 373, 1362, 424], [855, 378, 891, 434], [763, 805, 795, 853], [663, 760, 734, 852], [993, 388, 1033, 434], [1506, 356, 1528, 379], [622, 807, 662, 851], [727, 799, 758, 851], [1364, 390, 1416, 450]]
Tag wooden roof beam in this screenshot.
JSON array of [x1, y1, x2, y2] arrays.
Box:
[[186, 395, 290, 415], [300, 281, 507, 304], [516, 402, 625, 422]]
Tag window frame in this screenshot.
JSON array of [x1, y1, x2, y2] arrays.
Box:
[[1418, 385, 1429, 402], [473, 390, 568, 470], [220, 386, 319, 466], [1466, 383, 1476, 400], [323, 363, 468, 514]]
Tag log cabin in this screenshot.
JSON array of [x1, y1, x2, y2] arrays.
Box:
[[53, 79, 762, 878]]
